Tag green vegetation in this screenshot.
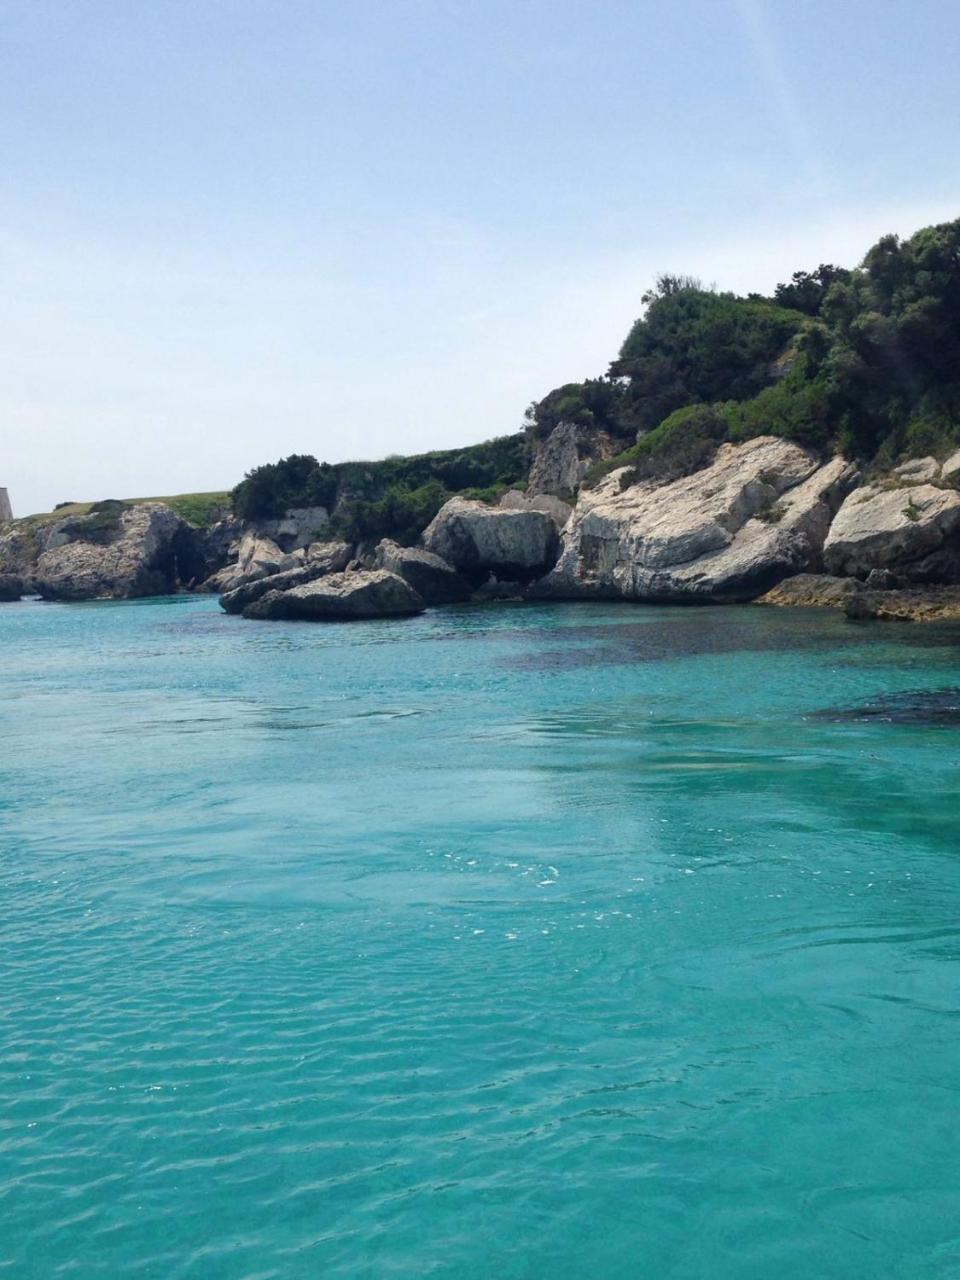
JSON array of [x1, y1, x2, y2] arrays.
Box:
[[24, 491, 230, 529], [231, 435, 528, 544], [531, 218, 960, 487]]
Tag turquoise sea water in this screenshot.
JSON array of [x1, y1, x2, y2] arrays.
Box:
[[2, 595, 960, 1279]]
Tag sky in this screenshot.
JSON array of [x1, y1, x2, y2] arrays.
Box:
[[2, 0, 960, 515]]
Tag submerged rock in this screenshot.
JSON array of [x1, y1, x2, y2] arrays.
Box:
[[844, 586, 960, 623], [422, 497, 559, 579], [756, 573, 863, 609], [373, 539, 471, 604], [34, 503, 187, 600], [241, 569, 425, 621], [0, 573, 23, 601], [534, 437, 856, 602], [823, 483, 960, 578]]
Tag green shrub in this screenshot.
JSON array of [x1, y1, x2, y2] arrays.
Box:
[[585, 404, 728, 487]]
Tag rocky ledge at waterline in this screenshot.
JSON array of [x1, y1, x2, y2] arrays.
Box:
[[6, 436, 960, 623]]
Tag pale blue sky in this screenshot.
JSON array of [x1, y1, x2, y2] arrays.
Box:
[[3, 0, 959, 514]]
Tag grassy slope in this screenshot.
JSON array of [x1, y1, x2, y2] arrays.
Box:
[[21, 492, 232, 529]]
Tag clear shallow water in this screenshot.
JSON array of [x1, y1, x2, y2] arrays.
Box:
[[2, 596, 960, 1279]]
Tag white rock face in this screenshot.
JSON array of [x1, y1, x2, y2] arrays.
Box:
[[34, 503, 186, 601], [534, 437, 857, 602], [498, 489, 572, 529], [893, 456, 940, 483], [256, 506, 330, 550], [527, 422, 619, 496], [823, 483, 960, 577], [422, 497, 559, 577], [373, 539, 470, 604], [940, 448, 960, 487], [219, 542, 354, 614], [235, 533, 302, 582], [242, 569, 424, 621]]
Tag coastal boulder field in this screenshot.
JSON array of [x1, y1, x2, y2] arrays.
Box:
[[5, 435, 960, 623], [219, 540, 354, 614]]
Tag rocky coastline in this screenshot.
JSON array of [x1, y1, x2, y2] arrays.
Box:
[[4, 431, 960, 626]]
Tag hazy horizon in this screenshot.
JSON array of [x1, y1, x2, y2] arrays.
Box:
[[3, 0, 960, 516]]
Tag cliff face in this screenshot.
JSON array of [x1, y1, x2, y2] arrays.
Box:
[[531, 438, 857, 602]]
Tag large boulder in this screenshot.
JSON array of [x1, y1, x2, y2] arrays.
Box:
[[0, 573, 23, 601], [219, 541, 353, 614], [527, 422, 620, 496], [938, 447, 960, 487], [235, 532, 302, 582], [242, 569, 424, 622], [893, 456, 940, 484], [372, 539, 471, 604], [498, 489, 572, 529], [422, 498, 559, 580], [823, 483, 960, 578], [33, 503, 187, 601], [533, 438, 857, 602]]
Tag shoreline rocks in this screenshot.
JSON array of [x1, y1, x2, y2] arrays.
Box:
[[241, 569, 425, 621], [533, 438, 857, 603], [219, 541, 354, 614], [422, 497, 559, 580], [33, 503, 189, 601], [845, 586, 960, 623], [823, 483, 960, 578], [372, 539, 471, 605], [756, 574, 863, 609], [0, 573, 23, 602]]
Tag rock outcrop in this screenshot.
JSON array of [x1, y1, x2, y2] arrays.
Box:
[[498, 489, 572, 529], [533, 437, 857, 602], [373, 539, 471, 605], [235, 533, 302, 582], [422, 498, 559, 580], [0, 524, 40, 588], [241, 569, 424, 621], [527, 422, 619, 496], [756, 574, 863, 609], [0, 573, 23, 601], [845, 586, 960, 623], [823, 483, 960, 578], [941, 448, 960, 487], [33, 503, 189, 601], [219, 541, 353, 614], [893, 456, 940, 484], [253, 506, 331, 552]]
